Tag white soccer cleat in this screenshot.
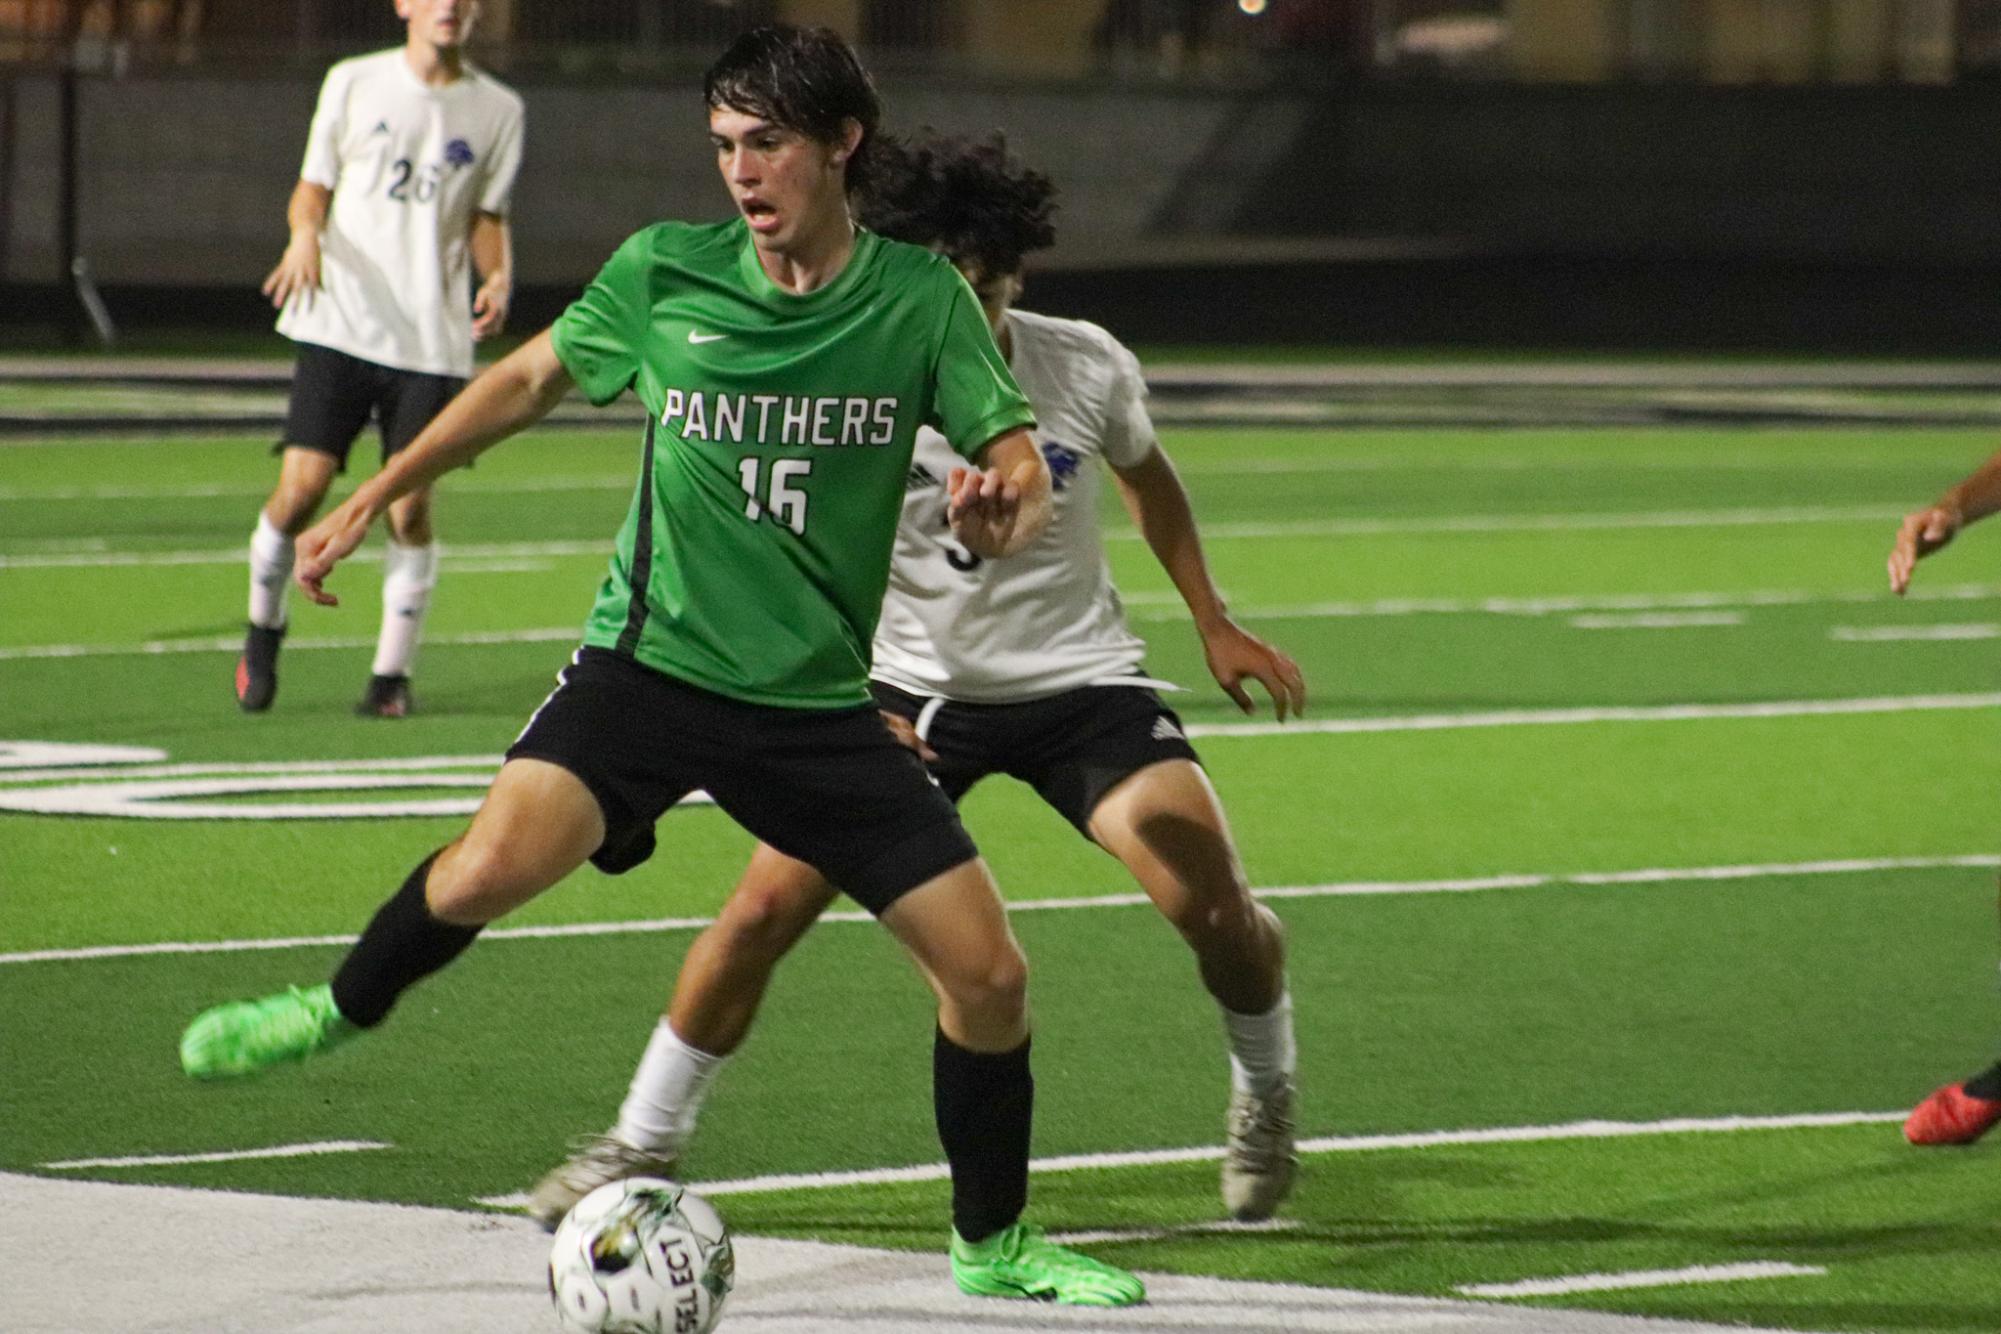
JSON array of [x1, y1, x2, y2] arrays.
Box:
[[527, 1133, 682, 1232], [1221, 1076, 1298, 1221]]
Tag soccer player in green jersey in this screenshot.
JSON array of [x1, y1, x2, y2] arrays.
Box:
[[528, 133, 1306, 1237], [1889, 447, 2001, 1146], [178, 25, 1143, 1308]]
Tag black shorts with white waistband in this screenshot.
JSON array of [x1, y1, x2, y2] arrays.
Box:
[[277, 342, 465, 472], [506, 648, 976, 916], [870, 678, 1202, 837]]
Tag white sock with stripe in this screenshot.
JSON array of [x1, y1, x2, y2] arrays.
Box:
[[370, 541, 438, 678]]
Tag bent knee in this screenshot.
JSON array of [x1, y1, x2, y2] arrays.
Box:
[[939, 945, 1029, 1018], [427, 840, 542, 922], [715, 882, 823, 958]]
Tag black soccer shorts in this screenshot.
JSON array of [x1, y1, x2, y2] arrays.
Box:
[[870, 678, 1203, 837], [506, 648, 978, 915], [278, 342, 464, 471]]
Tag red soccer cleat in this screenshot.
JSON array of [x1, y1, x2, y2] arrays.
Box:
[[1904, 1082, 2001, 1146]]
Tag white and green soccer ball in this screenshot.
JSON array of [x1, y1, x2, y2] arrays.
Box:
[[548, 1176, 735, 1334]]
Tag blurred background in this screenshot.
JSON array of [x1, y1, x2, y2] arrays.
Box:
[[1, 0, 1997, 351]]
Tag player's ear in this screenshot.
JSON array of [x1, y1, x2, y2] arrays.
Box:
[[831, 118, 865, 165]]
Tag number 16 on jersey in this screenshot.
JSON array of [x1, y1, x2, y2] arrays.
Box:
[[738, 458, 811, 535]]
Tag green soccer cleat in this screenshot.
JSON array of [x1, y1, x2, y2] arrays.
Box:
[[949, 1222, 1145, 1307], [179, 983, 355, 1079]]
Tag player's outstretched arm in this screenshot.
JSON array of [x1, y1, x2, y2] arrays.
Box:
[[1889, 446, 2001, 594], [260, 180, 331, 311], [295, 331, 574, 606], [948, 430, 1051, 559], [470, 211, 513, 342], [1111, 446, 1306, 720]]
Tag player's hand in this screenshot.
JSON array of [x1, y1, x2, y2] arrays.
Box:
[[1888, 502, 1964, 595], [293, 500, 374, 607], [1200, 616, 1307, 720], [879, 710, 939, 763], [471, 276, 511, 342], [946, 465, 1026, 559], [261, 233, 322, 311]]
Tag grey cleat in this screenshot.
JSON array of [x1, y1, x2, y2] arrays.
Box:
[[1221, 1075, 1298, 1220], [526, 1133, 681, 1231]]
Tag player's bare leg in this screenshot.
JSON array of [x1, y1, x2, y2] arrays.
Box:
[[359, 485, 439, 717], [181, 759, 604, 1077], [528, 846, 836, 1228], [883, 859, 1144, 1306], [238, 446, 336, 711], [671, 845, 837, 1055], [1090, 759, 1298, 1220]]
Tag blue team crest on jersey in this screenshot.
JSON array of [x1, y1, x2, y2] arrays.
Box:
[[444, 138, 476, 169], [1041, 441, 1082, 492]]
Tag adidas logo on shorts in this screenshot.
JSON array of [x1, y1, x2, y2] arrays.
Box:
[[1151, 716, 1185, 742]]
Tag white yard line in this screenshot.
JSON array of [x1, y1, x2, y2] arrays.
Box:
[[1186, 692, 2001, 738], [473, 1110, 1905, 1210], [0, 505, 1905, 571], [1568, 611, 1746, 630], [42, 1140, 390, 1170], [0, 475, 628, 502], [1105, 505, 1901, 542], [0, 456, 1944, 498], [0, 754, 509, 782], [1125, 582, 2001, 622], [7, 853, 1992, 967], [1457, 1262, 1826, 1299], [1831, 623, 2001, 642], [0, 539, 606, 570], [8, 584, 1993, 660]]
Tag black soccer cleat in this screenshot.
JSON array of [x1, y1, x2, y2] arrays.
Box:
[[235, 623, 285, 713], [355, 673, 413, 719]]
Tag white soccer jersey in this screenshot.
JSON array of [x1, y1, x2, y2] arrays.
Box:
[[871, 308, 1161, 703], [277, 49, 524, 378]]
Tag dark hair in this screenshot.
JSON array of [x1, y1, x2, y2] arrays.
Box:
[[704, 25, 882, 193], [857, 132, 1058, 279]]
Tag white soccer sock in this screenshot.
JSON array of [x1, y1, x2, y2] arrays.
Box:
[[370, 541, 438, 678], [247, 513, 293, 630], [614, 1018, 731, 1155], [1222, 989, 1296, 1099]]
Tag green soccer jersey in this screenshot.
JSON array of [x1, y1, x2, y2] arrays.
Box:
[[551, 219, 1035, 708]]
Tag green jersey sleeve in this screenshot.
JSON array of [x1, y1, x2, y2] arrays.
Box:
[[551, 229, 653, 407], [928, 274, 1036, 460]]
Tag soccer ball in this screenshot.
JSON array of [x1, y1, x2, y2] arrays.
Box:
[[548, 1176, 735, 1334]]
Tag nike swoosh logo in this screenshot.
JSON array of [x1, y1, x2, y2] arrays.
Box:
[[687, 331, 728, 344]]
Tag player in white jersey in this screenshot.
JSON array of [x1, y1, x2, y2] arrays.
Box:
[[238, 0, 524, 718], [528, 133, 1309, 1226]]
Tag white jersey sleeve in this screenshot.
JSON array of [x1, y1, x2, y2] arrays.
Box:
[[276, 50, 524, 378], [299, 65, 349, 190], [1098, 339, 1158, 469], [476, 97, 524, 216], [869, 309, 1157, 703]]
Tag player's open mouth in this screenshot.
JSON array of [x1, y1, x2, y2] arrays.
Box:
[[740, 197, 778, 232]]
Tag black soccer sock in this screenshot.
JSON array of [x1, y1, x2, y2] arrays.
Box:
[[329, 851, 481, 1028], [933, 1028, 1032, 1244], [1963, 1062, 2001, 1100]]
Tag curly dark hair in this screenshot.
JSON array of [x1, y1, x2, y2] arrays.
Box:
[[858, 132, 1058, 278], [705, 25, 882, 194]]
